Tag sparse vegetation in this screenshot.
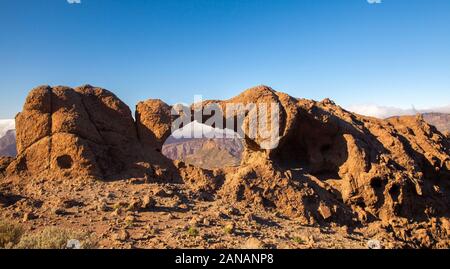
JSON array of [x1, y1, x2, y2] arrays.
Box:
[[292, 236, 305, 244], [224, 223, 235, 235], [1, 221, 96, 249], [0, 220, 24, 248], [125, 215, 136, 226], [14, 227, 96, 249], [187, 226, 199, 237]]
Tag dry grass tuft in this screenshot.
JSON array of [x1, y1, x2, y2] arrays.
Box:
[[0, 220, 24, 248], [14, 227, 96, 249]]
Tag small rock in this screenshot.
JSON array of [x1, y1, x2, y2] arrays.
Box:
[[214, 211, 229, 219], [97, 201, 109, 212], [142, 195, 156, 209], [245, 213, 256, 222], [242, 238, 265, 249], [113, 229, 129, 241], [202, 218, 211, 226], [125, 215, 136, 226], [189, 217, 200, 227], [62, 199, 84, 209], [130, 178, 145, 185], [227, 207, 240, 215], [126, 198, 142, 212], [53, 207, 66, 216], [22, 212, 36, 222], [318, 203, 332, 220], [111, 208, 122, 216]]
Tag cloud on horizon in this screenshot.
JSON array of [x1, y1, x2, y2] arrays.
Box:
[[346, 104, 450, 119]]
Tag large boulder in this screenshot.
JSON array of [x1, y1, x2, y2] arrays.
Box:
[[7, 85, 171, 180], [136, 99, 173, 152]]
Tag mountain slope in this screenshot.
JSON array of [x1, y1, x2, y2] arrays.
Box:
[[422, 112, 450, 133], [162, 137, 243, 169], [0, 130, 17, 157], [0, 120, 16, 157]]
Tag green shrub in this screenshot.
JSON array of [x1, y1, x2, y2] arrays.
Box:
[[187, 227, 199, 237]]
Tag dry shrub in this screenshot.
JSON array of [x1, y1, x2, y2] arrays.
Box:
[[0, 220, 24, 248], [14, 227, 97, 249]]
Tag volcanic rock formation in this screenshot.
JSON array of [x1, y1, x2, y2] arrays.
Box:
[[5, 85, 450, 229], [6, 85, 175, 180]]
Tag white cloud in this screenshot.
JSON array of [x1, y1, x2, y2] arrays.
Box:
[[0, 119, 15, 138], [367, 0, 382, 4], [346, 104, 450, 119], [67, 0, 81, 4]]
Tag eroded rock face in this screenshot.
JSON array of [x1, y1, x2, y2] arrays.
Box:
[[7, 85, 173, 180], [136, 99, 172, 152], [189, 86, 450, 225], [6, 84, 450, 229]]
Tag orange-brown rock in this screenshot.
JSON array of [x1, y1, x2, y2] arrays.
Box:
[[5, 84, 450, 228], [196, 86, 450, 224], [7, 85, 174, 180], [136, 99, 172, 152]]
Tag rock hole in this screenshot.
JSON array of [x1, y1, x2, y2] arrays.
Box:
[[56, 155, 73, 169], [389, 184, 400, 201], [370, 177, 384, 189], [320, 144, 332, 153], [356, 199, 366, 209]]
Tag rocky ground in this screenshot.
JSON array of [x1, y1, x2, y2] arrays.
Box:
[[1, 84, 449, 249], [2, 172, 449, 249]]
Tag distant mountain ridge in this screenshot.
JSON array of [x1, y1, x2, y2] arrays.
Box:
[[422, 112, 450, 133], [0, 119, 16, 157], [162, 137, 243, 169], [0, 129, 17, 157]]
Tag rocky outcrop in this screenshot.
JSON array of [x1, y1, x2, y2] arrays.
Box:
[[7, 85, 175, 180], [5, 84, 450, 229], [192, 86, 450, 225], [136, 99, 173, 152]]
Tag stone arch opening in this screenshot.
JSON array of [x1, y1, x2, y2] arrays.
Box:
[[161, 121, 244, 170]]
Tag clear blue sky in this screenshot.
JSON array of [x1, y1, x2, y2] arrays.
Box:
[[1, 0, 449, 119]]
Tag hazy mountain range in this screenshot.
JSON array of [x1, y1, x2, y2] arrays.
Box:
[[0, 119, 16, 157]]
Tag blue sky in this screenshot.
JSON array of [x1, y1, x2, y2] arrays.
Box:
[[0, 0, 449, 119]]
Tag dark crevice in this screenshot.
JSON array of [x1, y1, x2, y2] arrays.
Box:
[[48, 87, 53, 171], [77, 92, 106, 144], [75, 91, 108, 177]]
